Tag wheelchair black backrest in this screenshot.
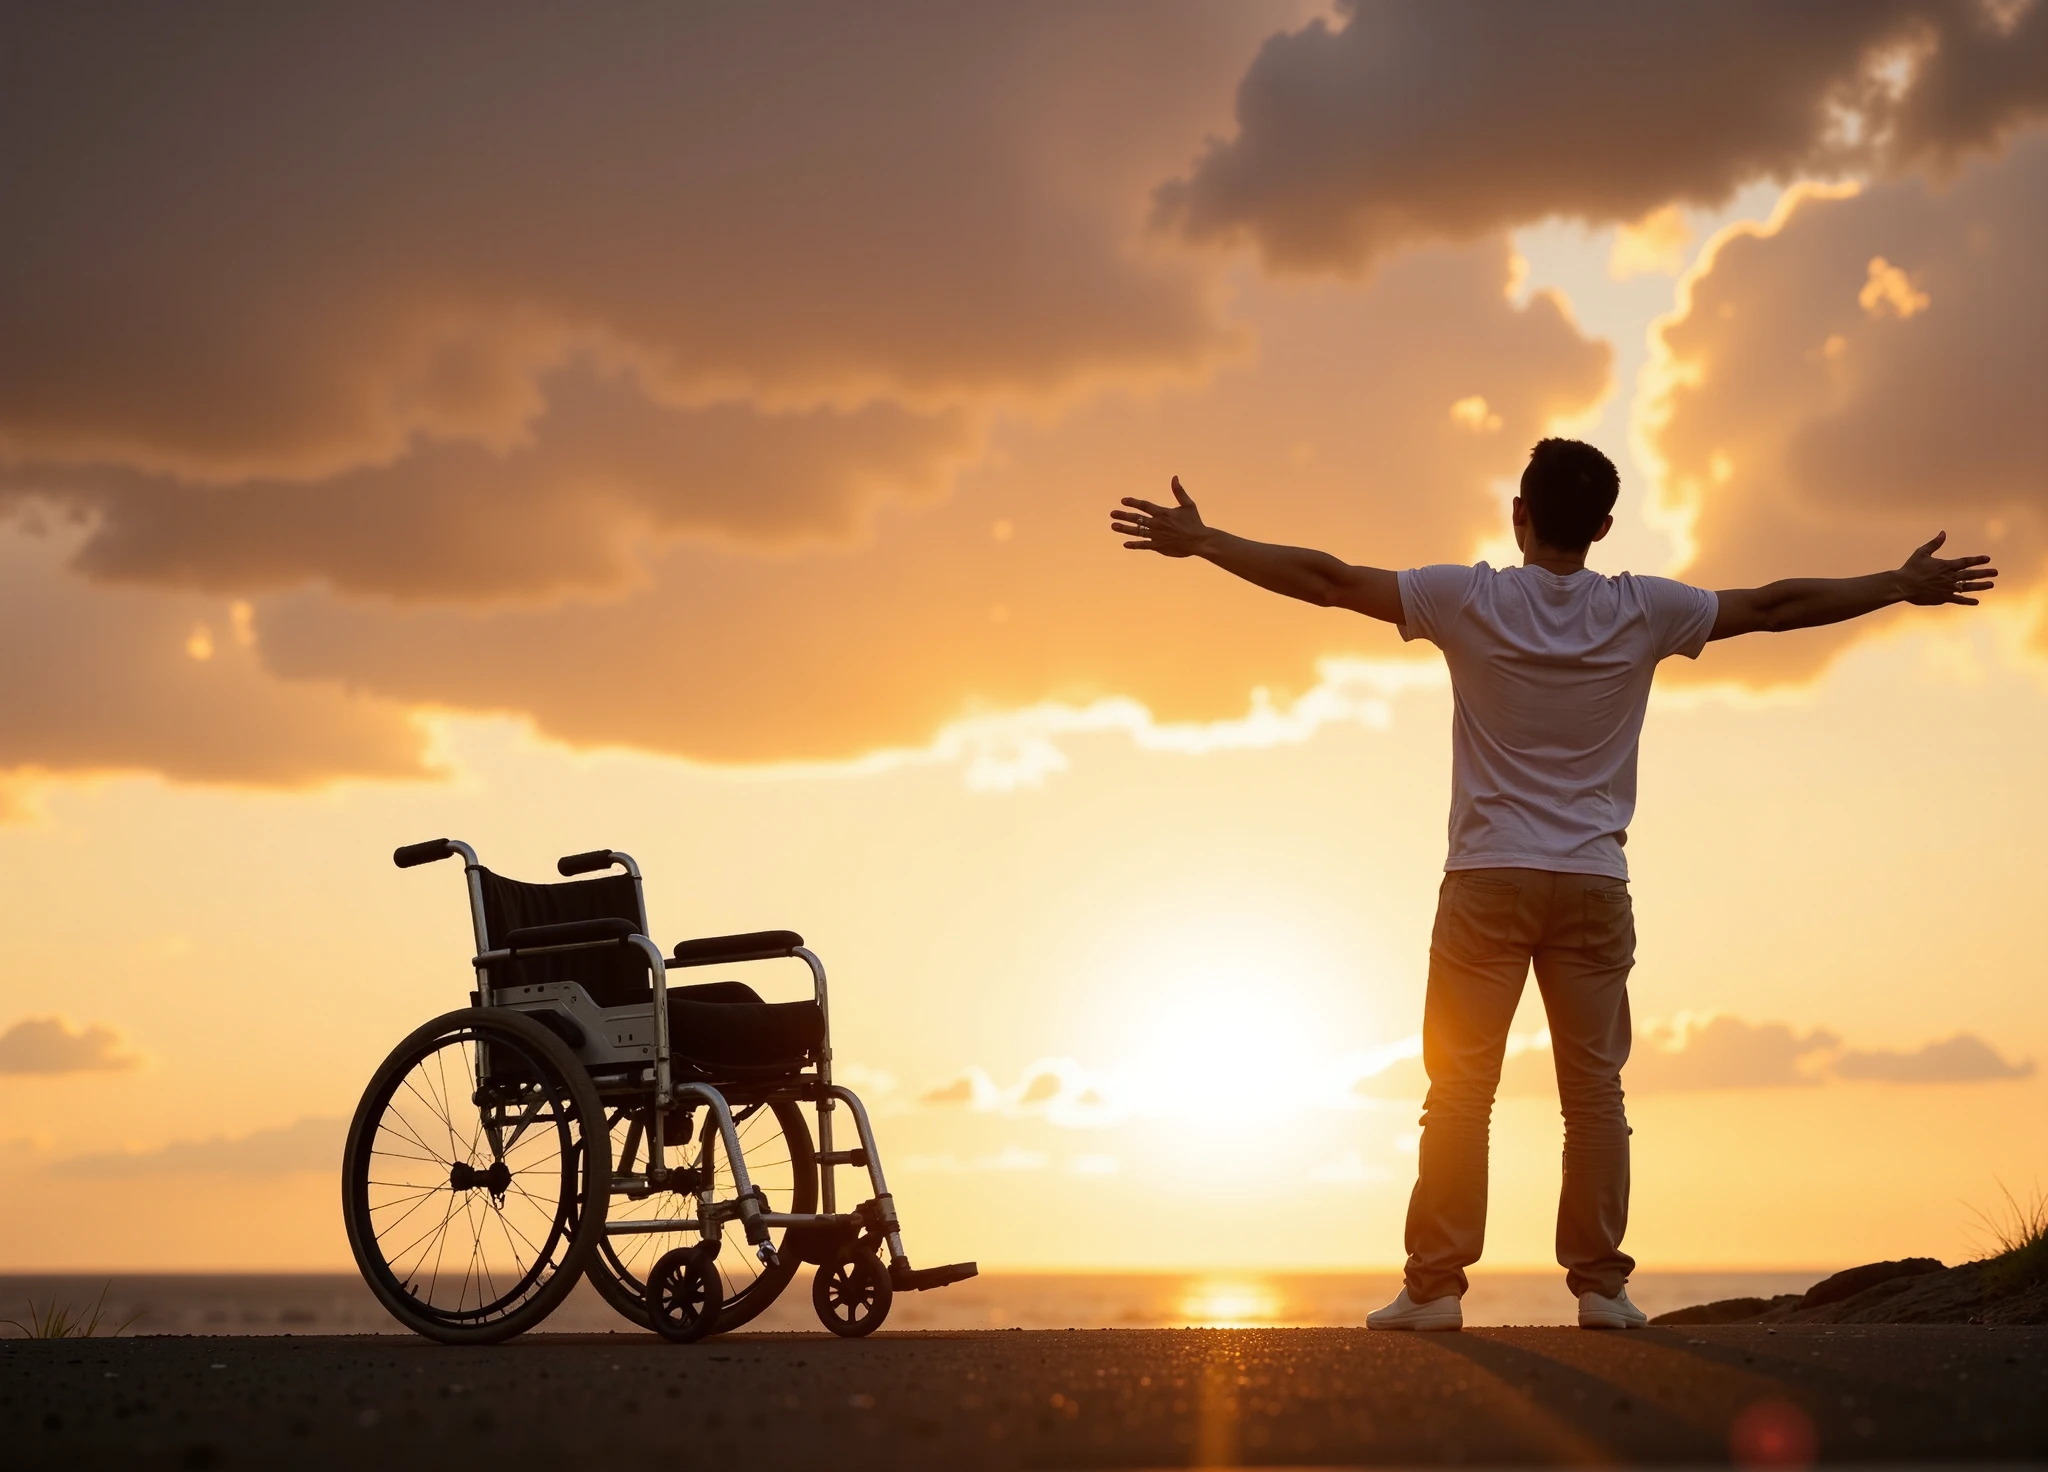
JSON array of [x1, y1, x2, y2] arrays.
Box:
[[477, 868, 651, 1008]]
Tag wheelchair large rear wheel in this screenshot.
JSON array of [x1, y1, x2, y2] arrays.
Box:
[[585, 1097, 814, 1333], [342, 1007, 608, 1344]]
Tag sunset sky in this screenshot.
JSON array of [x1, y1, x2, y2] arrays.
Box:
[[2, 1, 2044, 1278]]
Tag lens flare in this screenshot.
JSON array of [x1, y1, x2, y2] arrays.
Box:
[[1730, 1396, 1817, 1470]]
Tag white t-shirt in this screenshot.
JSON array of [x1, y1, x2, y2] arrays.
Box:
[[1397, 562, 1718, 880]]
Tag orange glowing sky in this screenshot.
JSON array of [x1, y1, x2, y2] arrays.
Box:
[[1, 1, 2044, 1274]]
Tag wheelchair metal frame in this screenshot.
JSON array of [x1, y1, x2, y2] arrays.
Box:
[[432, 839, 924, 1283]]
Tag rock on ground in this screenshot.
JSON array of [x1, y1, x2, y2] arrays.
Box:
[[1655, 1257, 2048, 1328]]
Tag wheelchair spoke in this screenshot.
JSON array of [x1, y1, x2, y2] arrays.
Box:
[[502, 1180, 561, 1244], [490, 1205, 535, 1286], [469, 1195, 494, 1313], [378, 1212, 448, 1272], [423, 1187, 461, 1304], [376, 1109, 452, 1168], [501, 1165, 563, 1189], [367, 1188, 445, 1246], [430, 1046, 462, 1166], [458, 1195, 482, 1313], [501, 1119, 556, 1171], [493, 1194, 547, 1261], [385, 1180, 459, 1264], [365, 1181, 442, 1202], [391, 1080, 449, 1152], [396, 1077, 456, 1164], [512, 1171, 569, 1211], [475, 1204, 501, 1310], [455, 1071, 487, 1170], [447, 1041, 491, 1173], [402, 1189, 465, 1278], [369, 1138, 447, 1170]]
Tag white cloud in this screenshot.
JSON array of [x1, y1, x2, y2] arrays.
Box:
[[778, 657, 1447, 794], [916, 1057, 1132, 1128], [917, 1067, 1004, 1111]]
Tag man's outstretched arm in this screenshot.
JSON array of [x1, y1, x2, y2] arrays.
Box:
[[1109, 478, 1405, 624], [1709, 532, 1998, 641]]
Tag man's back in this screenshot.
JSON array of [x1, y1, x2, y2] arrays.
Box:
[[1397, 562, 1718, 880]]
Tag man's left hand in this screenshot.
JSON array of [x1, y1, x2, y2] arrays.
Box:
[[1111, 477, 1210, 557]]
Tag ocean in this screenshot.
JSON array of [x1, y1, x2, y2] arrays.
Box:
[[0, 1269, 1821, 1336]]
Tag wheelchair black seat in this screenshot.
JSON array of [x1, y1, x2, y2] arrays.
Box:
[[669, 979, 823, 1073]]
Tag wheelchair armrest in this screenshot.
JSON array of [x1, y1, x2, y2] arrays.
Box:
[[504, 917, 639, 951], [670, 929, 806, 968]]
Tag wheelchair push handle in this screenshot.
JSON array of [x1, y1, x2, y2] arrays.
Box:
[[557, 848, 619, 877], [393, 838, 459, 869]]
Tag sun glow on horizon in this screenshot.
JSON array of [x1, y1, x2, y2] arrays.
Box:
[[1177, 1275, 1283, 1327]]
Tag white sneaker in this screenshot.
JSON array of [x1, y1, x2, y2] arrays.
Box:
[[1578, 1286, 1649, 1329], [1366, 1287, 1463, 1331]]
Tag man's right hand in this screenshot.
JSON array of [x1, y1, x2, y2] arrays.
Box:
[[1106, 474, 1405, 622]]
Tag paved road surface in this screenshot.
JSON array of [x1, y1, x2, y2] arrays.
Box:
[[5, 1325, 2044, 1468]]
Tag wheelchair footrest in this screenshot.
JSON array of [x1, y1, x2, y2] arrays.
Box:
[[891, 1260, 978, 1292]]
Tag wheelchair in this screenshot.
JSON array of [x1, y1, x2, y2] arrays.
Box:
[[341, 838, 975, 1344]]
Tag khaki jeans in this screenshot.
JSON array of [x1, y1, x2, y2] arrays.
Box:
[[1403, 868, 1637, 1301]]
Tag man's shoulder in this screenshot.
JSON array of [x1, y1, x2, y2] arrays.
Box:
[[1402, 560, 1491, 593], [1611, 570, 1714, 604], [1397, 562, 1487, 643], [1404, 560, 1487, 577]]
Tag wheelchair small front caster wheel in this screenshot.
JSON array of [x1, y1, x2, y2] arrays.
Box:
[[813, 1244, 892, 1338], [646, 1247, 721, 1343]]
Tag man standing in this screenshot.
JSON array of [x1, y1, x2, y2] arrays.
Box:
[[1108, 439, 1996, 1330]]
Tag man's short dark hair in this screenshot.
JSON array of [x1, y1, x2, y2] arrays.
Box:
[[1519, 438, 1619, 551]]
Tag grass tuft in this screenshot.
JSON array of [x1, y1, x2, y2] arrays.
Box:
[[0, 1282, 137, 1339], [1969, 1180, 2048, 1297]]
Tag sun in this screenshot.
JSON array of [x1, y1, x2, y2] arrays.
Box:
[[1077, 897, 1394, 1129], [1177, 1275, 1283, 1327], [1124, 974, 1326, 1126]]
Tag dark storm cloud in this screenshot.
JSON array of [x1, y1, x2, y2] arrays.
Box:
[[0, 2, 1287, 587], [1159, 0, 2048, 272], [23, 369, 981, 601]]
